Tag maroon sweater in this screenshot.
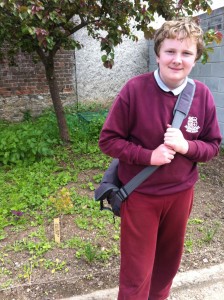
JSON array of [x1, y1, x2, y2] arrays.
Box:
[[99, 72, 222, 195]]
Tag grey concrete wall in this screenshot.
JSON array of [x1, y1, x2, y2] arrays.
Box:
[[148, 7, 224, 143], [192, 7, 224, 144], [74, 29, 149, 104]]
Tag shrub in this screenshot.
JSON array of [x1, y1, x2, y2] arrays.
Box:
[[0, 112, 59, 165], [0, 105, 108, 165]]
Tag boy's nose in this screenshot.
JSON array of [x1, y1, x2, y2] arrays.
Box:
[[173, 54, 182, 64]]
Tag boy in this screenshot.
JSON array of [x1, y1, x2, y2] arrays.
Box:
[[99, 18, 222, 300]]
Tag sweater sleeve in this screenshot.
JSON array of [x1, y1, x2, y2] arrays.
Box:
[[184, 92, 222, 162], [99, 92, 153, 166]]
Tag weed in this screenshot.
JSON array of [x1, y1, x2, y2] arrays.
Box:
[[84, 243, 98, 263], [185, 218, 205, 253], [9, 240, 27, 252], [18, 262, 33, 283], [113, 234, 120, 241], [26, 240, 52, 256], [188, 218, 204, 225], [199, 173, 207, 180], [0, 253, 12, 278], [28, 227, 49, 244], [91, 219, 106, 230], [22, 110, 32, 122], [203, 222, 220, 243], [0, 230, 7, 240], [0, 267, 12, 276], [75, 217, 90, 230], [62, 236, 86, 249], [184, 237, 193, 253], [43, 258, 68, 273], [6, 238, 52, 256], [75, 243, 104, 263], [87, 182, 95, 191], [93, 173, 103, 183], [0, 279, 13, 289]]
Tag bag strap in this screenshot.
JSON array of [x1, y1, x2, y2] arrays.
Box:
[[116, 78, 196, 201]]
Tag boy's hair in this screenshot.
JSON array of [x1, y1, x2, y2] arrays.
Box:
[[154, 17, 204, 61]]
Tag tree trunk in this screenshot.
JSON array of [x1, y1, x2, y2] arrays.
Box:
[[44, 55, 70, 144]]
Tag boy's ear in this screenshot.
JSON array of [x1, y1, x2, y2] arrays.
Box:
[[156, 56, 160, 63]]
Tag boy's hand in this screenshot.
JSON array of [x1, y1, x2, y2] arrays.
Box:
[[164, 124, 189, 154], [150, 144, 176, 165]]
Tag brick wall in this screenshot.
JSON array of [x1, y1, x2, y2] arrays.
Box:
[[0, 29, 149, 121], [0, 49, 76, 121]]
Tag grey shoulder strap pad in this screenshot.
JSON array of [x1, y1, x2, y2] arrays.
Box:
[[172, 78, 196, 128]]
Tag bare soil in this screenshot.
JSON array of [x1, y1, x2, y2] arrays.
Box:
[[0, 153, 224, 300]]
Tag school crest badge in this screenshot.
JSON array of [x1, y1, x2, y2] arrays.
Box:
[[185, 116, 200, 133]]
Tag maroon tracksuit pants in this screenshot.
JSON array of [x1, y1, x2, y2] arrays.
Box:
[[118, 187, 194, 300]]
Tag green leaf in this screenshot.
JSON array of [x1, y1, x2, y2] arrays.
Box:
[[101, 54, 107, 62]]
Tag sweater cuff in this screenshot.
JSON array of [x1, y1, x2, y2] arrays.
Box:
[[184, 141, 197, 158], [137, 148, 153, 166]]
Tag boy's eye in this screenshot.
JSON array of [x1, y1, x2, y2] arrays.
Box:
[[183, 52, 192, 56], [166, 50, 175, 54]]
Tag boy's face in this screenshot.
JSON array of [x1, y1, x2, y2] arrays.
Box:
[[156, 37, 197, 89]]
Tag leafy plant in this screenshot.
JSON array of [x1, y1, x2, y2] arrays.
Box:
[[0, 112, 59, 165]]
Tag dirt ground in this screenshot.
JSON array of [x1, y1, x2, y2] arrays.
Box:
[[0, 153, 224, 300]]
